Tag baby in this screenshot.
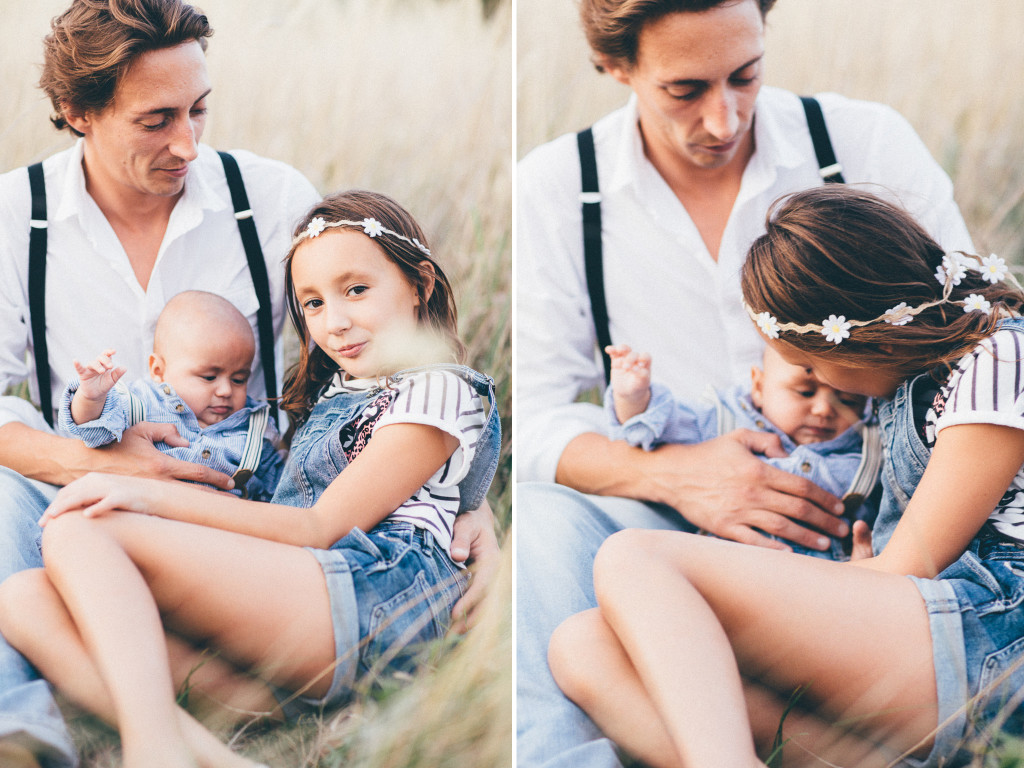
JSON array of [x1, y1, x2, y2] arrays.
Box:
[[605, 344, 877, 559], [59, 290, 282, 500]]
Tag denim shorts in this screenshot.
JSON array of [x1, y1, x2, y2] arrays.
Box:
[[274, 520, 467, 717], [906, 534, 1024, 767]]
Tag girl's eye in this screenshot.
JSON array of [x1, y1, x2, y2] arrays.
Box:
[[348, 285, 369, 297], [302, 298, 323, 310]]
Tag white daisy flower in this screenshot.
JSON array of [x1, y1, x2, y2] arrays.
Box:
[[306, 217, 326, 238], [963, 294, 991, 314], [821, 314, 851, 345], [755, 311, 780, 340], [883, 302, 914, 326], [980, 253, 1008, 284], [940, 253, 968, 286], [361, 218, 384, 237]]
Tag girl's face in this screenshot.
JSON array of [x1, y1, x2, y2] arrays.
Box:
[[767, 340, 905, 400], [291, 230, 423, 379]]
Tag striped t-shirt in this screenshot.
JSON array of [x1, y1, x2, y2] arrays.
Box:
[[327, 369, 486, 556], [924, 327, 1024, 540]]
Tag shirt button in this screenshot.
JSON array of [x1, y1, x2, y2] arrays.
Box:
[[175, 403, 185, 412], [201, 449, 211, 459], [800, 461, 812, 473], [162, 385, 171, 395], [755, 420, 766, 429]]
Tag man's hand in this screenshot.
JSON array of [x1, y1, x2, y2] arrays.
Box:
[[85, 422, 235, 490], [557, 430, 848, 552], [449, 500, 502, 633], [642, 430, 848, 550]]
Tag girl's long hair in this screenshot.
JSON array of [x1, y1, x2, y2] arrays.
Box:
[[280, 189, 464, 428], [741, 185, 1024, 381]]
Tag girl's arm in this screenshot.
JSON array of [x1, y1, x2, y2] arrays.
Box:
[[857, 422, 1024, 578], [42, 422, 458, 550]]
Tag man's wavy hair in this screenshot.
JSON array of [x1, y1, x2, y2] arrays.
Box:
[[741, 185, 1024, 382], [40, 0, 212, 135], [579, 0, 776, 72], [281, 190, 465, 428]]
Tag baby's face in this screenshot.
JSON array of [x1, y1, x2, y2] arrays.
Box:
[[150, 330, 254, 428], [751, 347, 867, 445]]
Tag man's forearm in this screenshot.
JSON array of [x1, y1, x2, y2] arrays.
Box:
[[555, 431, 671, 504], [0, 422, 89, 486]]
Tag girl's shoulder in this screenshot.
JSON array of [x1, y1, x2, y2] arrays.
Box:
[[386, 367, 485, 420]]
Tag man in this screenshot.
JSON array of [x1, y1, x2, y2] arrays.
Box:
[[516, 1, 973, 765], [0, 2, 497, 765]]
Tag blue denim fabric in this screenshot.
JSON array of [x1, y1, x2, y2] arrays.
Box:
[[0, 467, 77, 766], [272, 364, 500, 512], [270, 365, 494, 714], [516, 482, 695, 768], [275, 521, 466, 715], [607, 382, 876, 560], [872, 318, 1024, 767]]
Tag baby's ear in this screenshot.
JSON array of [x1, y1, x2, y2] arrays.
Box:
[[148, 353, 165, 381], [750, 366, 764, 410]]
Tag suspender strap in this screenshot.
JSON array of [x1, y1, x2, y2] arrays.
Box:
[[799, 96, 846, 184], [123, 384, 147, 426], [27, 162, 53, 427], [231, 406, 270, 499], [577, 128, 613, 384], [217, 151, 278, 422], [703, 385, 735, 436], [842, 423, 883, 516]]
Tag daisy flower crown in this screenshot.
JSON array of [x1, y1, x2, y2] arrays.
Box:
[[745, 252, 1018, 345], [293, 216, 432, 256]]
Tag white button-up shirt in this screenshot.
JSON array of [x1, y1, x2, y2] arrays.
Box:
[[517, 87, 974, 483], [0, 141, 318, 430]]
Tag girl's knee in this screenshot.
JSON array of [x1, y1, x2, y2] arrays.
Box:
[[593, 528, 687, 600], [0, 568, 53, 647], [548, 610, 604, 705]]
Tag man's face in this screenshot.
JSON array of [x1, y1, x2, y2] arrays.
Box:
[[68, 41, 211, 203], [605, 1, 764, 176]]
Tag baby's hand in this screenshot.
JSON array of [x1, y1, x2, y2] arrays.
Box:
[[606, 344, 652, 423], [73, 349, 126, 403]]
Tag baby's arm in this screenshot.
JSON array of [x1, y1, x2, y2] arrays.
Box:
[[70, 350, 127, 425], [607, 345, 652, 424]]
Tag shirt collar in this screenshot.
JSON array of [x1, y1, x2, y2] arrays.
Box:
[[53, 140, 229, 224], [604, 86, 807, 199]]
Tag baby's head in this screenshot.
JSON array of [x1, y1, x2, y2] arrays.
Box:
[[750, 346, 866, 445], [149, 291, 255, 427]]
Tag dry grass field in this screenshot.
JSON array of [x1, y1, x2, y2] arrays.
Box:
[[0, 0, 512, 765]]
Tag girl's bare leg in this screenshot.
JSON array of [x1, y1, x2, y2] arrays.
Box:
[[581, 530, 937, 767], [551, 607, 903, 768], [26, 511, 340, 768], [0, 568, 266, 768]]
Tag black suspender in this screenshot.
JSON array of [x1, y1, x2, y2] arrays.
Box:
[[576, 128, 613, 384], [27, 162, 52, 426], [27, 152, 279, 426], [799, 96, 846, 183], [577, 95, 844, 385], [217, 151, 278, 423]]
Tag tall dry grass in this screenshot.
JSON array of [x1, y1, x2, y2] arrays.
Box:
[[518, 0, 1024, 264], [0, 0, 512, 765]]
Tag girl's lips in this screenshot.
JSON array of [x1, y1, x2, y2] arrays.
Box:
[[337, 342, 366, 358]]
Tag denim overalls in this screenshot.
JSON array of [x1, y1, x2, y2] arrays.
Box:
[[271, 363, 500, 713], [873, 318, 1024, 766]]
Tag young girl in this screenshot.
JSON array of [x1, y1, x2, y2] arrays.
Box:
[[548, 185, 1024, 768], [0, 190, 500, 768]]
